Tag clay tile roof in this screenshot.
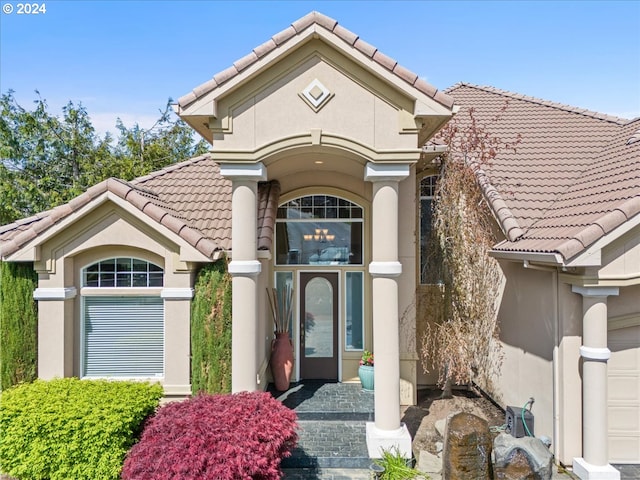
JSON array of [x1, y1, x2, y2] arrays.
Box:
[[177, 11, 453, 110], [628, 128, 640, 145], [1, 154, 281, 261], [446, 83, 638, 261]]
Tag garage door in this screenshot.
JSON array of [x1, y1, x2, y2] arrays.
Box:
[[609, 325, 640, 463]]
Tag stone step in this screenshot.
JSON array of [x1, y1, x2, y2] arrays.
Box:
[[281, 420, 372, 469], [281, 467, 373, 479], [295, 411, 374, 421]]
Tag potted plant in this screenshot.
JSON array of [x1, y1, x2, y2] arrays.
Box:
[[358, 350, 374, 391], [267, 286, 294, 391]]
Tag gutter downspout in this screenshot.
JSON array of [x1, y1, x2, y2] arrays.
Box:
[[523, 260, 560, 462]]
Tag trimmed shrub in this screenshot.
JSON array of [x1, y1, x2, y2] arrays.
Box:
[[0, 378, 163, 480], [122, 391, 298, 480], [0, 261, 38, 391], [191, 259, 232, 394]]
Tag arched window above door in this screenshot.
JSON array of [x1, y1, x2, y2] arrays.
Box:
[[275, 195, 363, 266]]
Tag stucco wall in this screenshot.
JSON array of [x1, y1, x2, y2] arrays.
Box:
[[609, 284, 640, 319], [494, 261, 557, 452], [494, 234, 640, 467], [600, 224, 640, 278], [210, 40, 418, 153]]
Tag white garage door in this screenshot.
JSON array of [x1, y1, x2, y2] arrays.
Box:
[[609, 325, 640, 463]]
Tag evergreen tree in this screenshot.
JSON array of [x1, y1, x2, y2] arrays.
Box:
[[0, 261, 38, 390]]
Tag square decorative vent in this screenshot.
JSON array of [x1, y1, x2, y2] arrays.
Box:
[[299, 79, 334, 112]]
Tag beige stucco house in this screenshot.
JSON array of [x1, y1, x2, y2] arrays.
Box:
[[0, 11, 638, 479], [445, 84, 640, 479]]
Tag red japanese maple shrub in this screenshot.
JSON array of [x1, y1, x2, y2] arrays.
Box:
[[121, 391, 297, 480]]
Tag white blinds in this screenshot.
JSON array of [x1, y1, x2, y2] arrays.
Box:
[[83, 296, 164, 377]]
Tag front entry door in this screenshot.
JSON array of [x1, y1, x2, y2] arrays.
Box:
[[300, 272, 338, 380]]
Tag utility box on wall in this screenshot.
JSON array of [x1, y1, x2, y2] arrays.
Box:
[[506, 406, 534, 438]]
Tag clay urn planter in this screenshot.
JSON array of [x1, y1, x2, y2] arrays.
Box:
[[271, 332, 294, 391], [267, 286, 294, 391]]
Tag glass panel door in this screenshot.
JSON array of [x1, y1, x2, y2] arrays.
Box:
[[300, 272, 338, 379]]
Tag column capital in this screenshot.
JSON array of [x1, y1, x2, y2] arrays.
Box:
[[228, 260, 261, 276], [219, 162, 267, 181], [161, 288, 195, 300], [364, 163, 411, 182], [572, 285, 619, 298], [33, 287, 77, 301], [580, 346, 611, 361], [369, 261, 402, 277]]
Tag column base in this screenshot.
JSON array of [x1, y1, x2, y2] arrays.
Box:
[[366, 422, 412, 459], [573, 458, 620, 480]]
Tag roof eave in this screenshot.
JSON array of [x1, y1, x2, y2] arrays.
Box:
[[564, 207, 640, 268], [2, 187, 221, 264], [489, 249, 565, 266]]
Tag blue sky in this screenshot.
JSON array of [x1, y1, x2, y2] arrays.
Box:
[[2, 1, 639, 137]]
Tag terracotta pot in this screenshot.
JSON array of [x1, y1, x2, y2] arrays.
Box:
[[271, 333, 293, 391]]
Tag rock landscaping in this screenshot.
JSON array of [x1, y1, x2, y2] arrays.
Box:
[[404, 387, 562, 480]]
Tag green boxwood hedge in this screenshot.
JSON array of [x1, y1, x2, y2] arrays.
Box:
[[0, 378, 163, 480]]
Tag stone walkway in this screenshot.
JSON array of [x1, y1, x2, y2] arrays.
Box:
[[270, 381, 374, 475]]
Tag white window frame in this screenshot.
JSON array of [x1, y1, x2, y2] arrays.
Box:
[[80, 257, 165, 380]]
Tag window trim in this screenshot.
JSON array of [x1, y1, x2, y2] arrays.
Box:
[[83, 257, 164, 288], [80, 257, 165, 380]]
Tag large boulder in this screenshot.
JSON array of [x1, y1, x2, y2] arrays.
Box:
[[416, 449, 442, 477], [492, 433, 553, 480], [443, 412, 492, 480]]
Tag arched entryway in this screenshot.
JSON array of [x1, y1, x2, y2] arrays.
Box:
[[274, 193, 366, 382]]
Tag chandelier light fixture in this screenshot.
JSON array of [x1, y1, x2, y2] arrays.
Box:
[[303, 228, 335, 242]]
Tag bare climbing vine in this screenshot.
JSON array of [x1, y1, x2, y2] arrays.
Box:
[[421, 103, 521, 396]]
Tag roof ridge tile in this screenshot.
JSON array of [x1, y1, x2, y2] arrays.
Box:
[[353, 37, 377, 58], [176, 11, 453, 110], [131, 154, 213, 185], [333, 24, 359, 46], [291, 11, 316, 32], [272, 25, 297, 46], [253, 39, 277, 59], [472, 161, 524, 241], [234, 51, 259, 73]]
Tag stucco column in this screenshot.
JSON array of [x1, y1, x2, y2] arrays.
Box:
[[220, 163, 266, 393], [364, 162, 412, 458], [33, 287, 76, 379], [572, 285, 620, 480], [161, 288, 194, 397]]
